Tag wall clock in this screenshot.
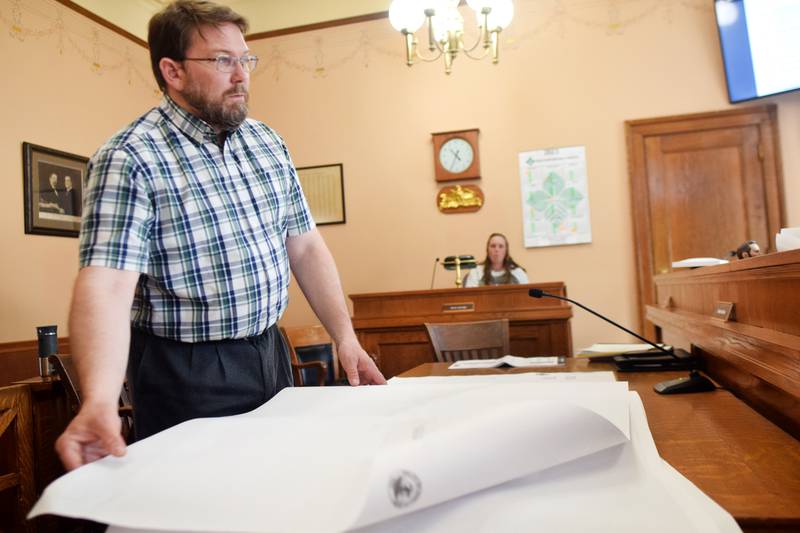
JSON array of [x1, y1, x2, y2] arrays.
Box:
[[432, 128, 480, 182]]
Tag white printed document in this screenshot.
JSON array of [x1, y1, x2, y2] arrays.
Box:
[[448, 355, 564, 369]]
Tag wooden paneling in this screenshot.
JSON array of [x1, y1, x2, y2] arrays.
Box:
[[0, 338, 71, 388], [626, 105, 785, 339], [350, 284, 573, 378], [14, 378, 71, 495], [647, 249, 800, 438], [0, 385, 35, 532]]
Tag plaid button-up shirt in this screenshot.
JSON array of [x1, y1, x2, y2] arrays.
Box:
[[79, 96, 314, 342]]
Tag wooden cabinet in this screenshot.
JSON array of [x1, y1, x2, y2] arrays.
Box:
[[350, 283, 573, 378]]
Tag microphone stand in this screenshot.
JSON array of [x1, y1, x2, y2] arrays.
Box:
[[529, 289, 715, 394], [430, 258, 440, 289]]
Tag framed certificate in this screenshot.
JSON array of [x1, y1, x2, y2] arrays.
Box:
[[296, 163, 346, 225]]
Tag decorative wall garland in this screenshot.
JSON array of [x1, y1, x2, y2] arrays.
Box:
[[1, 0, 712, 85]]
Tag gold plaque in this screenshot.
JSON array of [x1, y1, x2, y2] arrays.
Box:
[[437, 184, 484, 213]]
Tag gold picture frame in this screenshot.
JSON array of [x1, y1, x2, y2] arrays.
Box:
[[296, 163, 346, 225]]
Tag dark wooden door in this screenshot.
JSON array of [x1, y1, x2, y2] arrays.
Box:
[[627, 106, 784, 338]]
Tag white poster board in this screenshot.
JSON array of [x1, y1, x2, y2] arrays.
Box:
[[519, 145, 592, 248]]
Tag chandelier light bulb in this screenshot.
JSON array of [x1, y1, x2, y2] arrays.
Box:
[[389, 0, 425, 32], [466, 0, 495, 14], [430, 5, 463, 42], [389, 0, 512, 72], [485, 0, 513, 30]]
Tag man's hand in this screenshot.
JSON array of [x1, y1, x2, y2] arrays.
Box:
[[287, 229, 387, 386], [55, 402, 126, 470], [338, 338, 386, 386]]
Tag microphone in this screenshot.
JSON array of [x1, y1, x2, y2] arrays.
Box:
[[529, 289, 715, 394], [430, 257, 440, 289], [529, 289, 670, 357]]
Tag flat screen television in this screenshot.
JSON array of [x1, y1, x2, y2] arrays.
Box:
[[715, 0, 800, 103]]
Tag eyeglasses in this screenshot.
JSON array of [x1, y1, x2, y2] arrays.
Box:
[[182, 54, 259, 73]]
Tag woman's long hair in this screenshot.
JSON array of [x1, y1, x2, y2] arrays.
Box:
[[480, 233, 525, 286]]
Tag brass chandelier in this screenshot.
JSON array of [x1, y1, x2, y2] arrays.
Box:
[[388, 0, 514, 74]]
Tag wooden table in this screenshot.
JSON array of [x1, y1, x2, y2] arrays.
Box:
[[399, 361, 800, 533]]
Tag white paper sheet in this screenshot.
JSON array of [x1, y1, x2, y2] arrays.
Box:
[[447, 356, 563, 369], [30, 381, 739, 533], [349, 393, 740, 533], [31, 382, 630, 532], [388, 371, 616, 384]]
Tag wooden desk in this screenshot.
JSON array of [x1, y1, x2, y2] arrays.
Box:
[[647, 249, 800, 438], [350, 283, 573, 378], [400, 361, 800, 533]]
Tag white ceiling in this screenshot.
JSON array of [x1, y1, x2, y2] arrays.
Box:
[[71, 0, 390, 41]]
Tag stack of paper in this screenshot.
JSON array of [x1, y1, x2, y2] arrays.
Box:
[[671, 257, 728, 268], [575, 343, 670, 361], [447, 355, 564, 369], [29, 377, 740, 533]]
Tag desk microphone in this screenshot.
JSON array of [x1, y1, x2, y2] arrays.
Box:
[[529, 289, 715, 394], [430, 257, 440, 289], [529, 289, 671, 357]]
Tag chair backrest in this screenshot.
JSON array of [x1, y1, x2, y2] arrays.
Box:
[[48, 354, 135, 443], [424, 319, 511, 363], [279, 325, 338, 386]]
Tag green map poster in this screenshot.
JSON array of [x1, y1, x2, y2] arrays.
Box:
[[518, 145, 592, 248]]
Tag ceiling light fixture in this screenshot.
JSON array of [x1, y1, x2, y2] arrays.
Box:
[[388, 0, 514, 74]]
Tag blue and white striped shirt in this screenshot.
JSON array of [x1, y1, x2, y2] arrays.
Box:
[[79, 96, 314, 342]]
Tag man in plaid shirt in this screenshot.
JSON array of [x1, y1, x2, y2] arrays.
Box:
[[56, 0, 385, 470]]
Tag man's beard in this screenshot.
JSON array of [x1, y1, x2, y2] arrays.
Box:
[[183, 83, 249, 131]]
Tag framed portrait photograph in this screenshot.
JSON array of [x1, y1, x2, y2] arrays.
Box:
[[296, 163, 346, 225], [22, 142, 88, 238]]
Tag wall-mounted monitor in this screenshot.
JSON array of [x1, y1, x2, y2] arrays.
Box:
[[715, 0, 800, 103]]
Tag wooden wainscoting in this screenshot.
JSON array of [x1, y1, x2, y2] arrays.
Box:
[[0, 338, 71, 388]]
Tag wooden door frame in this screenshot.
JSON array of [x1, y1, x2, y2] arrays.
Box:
[[625, 105, 785, 338]]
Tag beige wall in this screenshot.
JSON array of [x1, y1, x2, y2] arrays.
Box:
[[246, 1, 799, 352], [0, 0, 157, 342], [1, 0, 797, 352]]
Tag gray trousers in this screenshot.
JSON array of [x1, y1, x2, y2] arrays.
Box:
[[128, 325, 293, 439]]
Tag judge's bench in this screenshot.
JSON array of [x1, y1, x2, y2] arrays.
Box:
[[349, 282, 573, 379]]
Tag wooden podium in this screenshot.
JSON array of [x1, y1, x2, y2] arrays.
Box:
[[350, 283, 573, 378]]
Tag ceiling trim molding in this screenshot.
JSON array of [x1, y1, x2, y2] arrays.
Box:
[[54, 0, 148, 48], [246, 11, 388, 41], [52, 2, 389, 49]]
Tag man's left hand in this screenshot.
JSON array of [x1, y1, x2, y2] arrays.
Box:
[[338, 339, 386, 386]]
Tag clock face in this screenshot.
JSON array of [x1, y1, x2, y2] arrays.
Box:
[[439, 137, 474, 174]]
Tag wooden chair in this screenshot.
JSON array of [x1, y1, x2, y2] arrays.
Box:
[[48, 354, 135, 443], [0, 385, 35, 532], [279, 325, 338, 386], [424, 319, 511, 363]]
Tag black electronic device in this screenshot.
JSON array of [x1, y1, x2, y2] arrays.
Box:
[[528, 289, 716, 394], [654, 371, 717, 395], [36, 324, 58, 377]]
